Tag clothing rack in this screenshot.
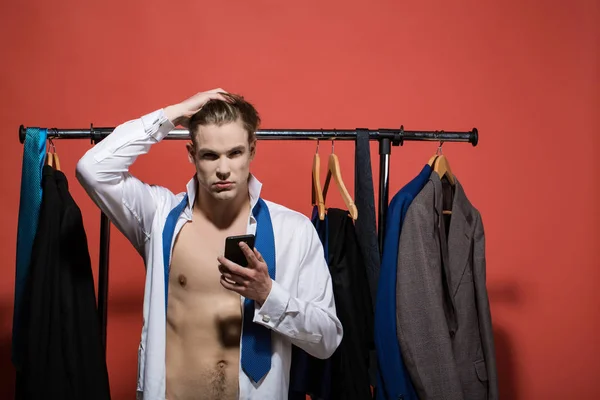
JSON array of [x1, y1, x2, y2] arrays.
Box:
[[18, 123, 478, 354]]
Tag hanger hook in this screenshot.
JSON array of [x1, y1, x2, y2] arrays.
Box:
[[437, 140, 444, 156], [48, 137, 56, 153]]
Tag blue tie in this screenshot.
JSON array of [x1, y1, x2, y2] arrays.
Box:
[[163, 193, 189, 312], [241, 198, 275, 383], [12, 128, 47, 366]]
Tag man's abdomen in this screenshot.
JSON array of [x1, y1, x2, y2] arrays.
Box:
[[166, 290, 242, 400]]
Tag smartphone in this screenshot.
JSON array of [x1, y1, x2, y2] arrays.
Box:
[[224, 234, 256, 267]]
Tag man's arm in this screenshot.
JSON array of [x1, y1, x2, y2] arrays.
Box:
[[220, 216, 344, 359], [76, 109, 175, 255], [76, 89, 229, 255], [259, 217, 343, 359]]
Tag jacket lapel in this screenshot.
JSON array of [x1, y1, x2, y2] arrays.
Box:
[[446, 179, 475, 298], [432, 174, 457, 335], [431, 173, 475, 335]]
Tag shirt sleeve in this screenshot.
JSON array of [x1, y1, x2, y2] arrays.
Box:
[[252, 216, 343, 360], [75, 109, 175, 256]]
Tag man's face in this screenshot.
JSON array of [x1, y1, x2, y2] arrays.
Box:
[[187, 119, 255, 202]]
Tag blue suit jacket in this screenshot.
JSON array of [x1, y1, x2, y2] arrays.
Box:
[[374, 165, 431, 400]]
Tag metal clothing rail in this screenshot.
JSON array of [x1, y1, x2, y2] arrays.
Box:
[[18, 123, 479, 354]]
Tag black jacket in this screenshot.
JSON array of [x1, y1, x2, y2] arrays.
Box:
[[326, 208, 373, 399], [16, 165, 111, 400], [289, 208, 373, 400]]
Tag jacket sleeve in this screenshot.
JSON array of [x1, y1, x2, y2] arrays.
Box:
[[251, 216, 344, 360], [395, 199, 464, 400], [75, 109, 175, 256], [473, 212, 499, 400]]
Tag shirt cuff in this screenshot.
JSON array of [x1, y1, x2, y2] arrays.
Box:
[[253, 280, 290, 329], [140, 109, 175, 141]]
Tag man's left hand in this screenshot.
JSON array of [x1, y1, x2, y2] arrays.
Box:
[[217, 242, 272, 306]]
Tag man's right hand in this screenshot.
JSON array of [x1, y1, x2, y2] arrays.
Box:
[[164, 88, 229, 128]]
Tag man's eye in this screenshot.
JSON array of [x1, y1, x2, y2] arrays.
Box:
[[202, 154, 218, 160]]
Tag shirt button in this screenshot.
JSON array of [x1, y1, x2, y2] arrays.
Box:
[[262, 315, 270, 323]]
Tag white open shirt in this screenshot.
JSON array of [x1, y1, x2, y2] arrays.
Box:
[[75, 108, 344, 400]]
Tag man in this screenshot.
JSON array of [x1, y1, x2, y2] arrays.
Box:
[[76, 89, 344, 400]]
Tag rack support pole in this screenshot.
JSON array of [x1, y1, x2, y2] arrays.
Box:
[[378, 138, 391, 255], [94, 133, 111, 355], [98, 212, 110, 355]]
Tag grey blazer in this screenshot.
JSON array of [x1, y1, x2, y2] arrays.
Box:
[[395, 172, 498, 400]]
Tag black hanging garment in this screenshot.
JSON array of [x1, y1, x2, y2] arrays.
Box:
[[353, 129, 380, 307], [289, 207, 373, 400], [326, 208, 373, 399], [288, 206, 333, 400], [16, 165, 111, 400], [354, 129, 379, 389]]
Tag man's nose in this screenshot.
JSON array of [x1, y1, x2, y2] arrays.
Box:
[[216, 157, 231, 178]]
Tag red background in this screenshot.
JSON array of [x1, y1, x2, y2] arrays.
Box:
[[1, 1, 598, 398]]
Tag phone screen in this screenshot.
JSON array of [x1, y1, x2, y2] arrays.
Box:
[[224, 234, 256, 267]]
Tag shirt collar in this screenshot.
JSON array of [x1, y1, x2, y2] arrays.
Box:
[[184, 173, 263, 222]]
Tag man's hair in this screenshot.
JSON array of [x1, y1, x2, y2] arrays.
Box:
[[188, 93, 261, 149]]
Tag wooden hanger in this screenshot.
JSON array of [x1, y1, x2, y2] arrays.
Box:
[[46, 152, 54, 167], [431, 141, 454, 185], [431, 141, 454, 214], [434, 155, 454, 185], [428, 154, 437, 166], [311, 140, 325, 220], [53, 152, 61, 171], [322, 140, 358, 220]]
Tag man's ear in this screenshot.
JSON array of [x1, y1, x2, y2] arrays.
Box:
[[249, 139, 257, 161], [186, 142, 195, 164]]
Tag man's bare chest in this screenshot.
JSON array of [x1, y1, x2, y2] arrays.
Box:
[[169, 220, 247, 293]]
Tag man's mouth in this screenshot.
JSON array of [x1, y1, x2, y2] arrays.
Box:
[[214, 181, 233, 190]]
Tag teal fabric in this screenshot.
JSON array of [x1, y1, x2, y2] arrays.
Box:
[[13, 128, 47, 366]]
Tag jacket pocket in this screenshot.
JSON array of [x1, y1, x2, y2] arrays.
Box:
[[474, 359, 488, 382], [461, 359, 489, 399]]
